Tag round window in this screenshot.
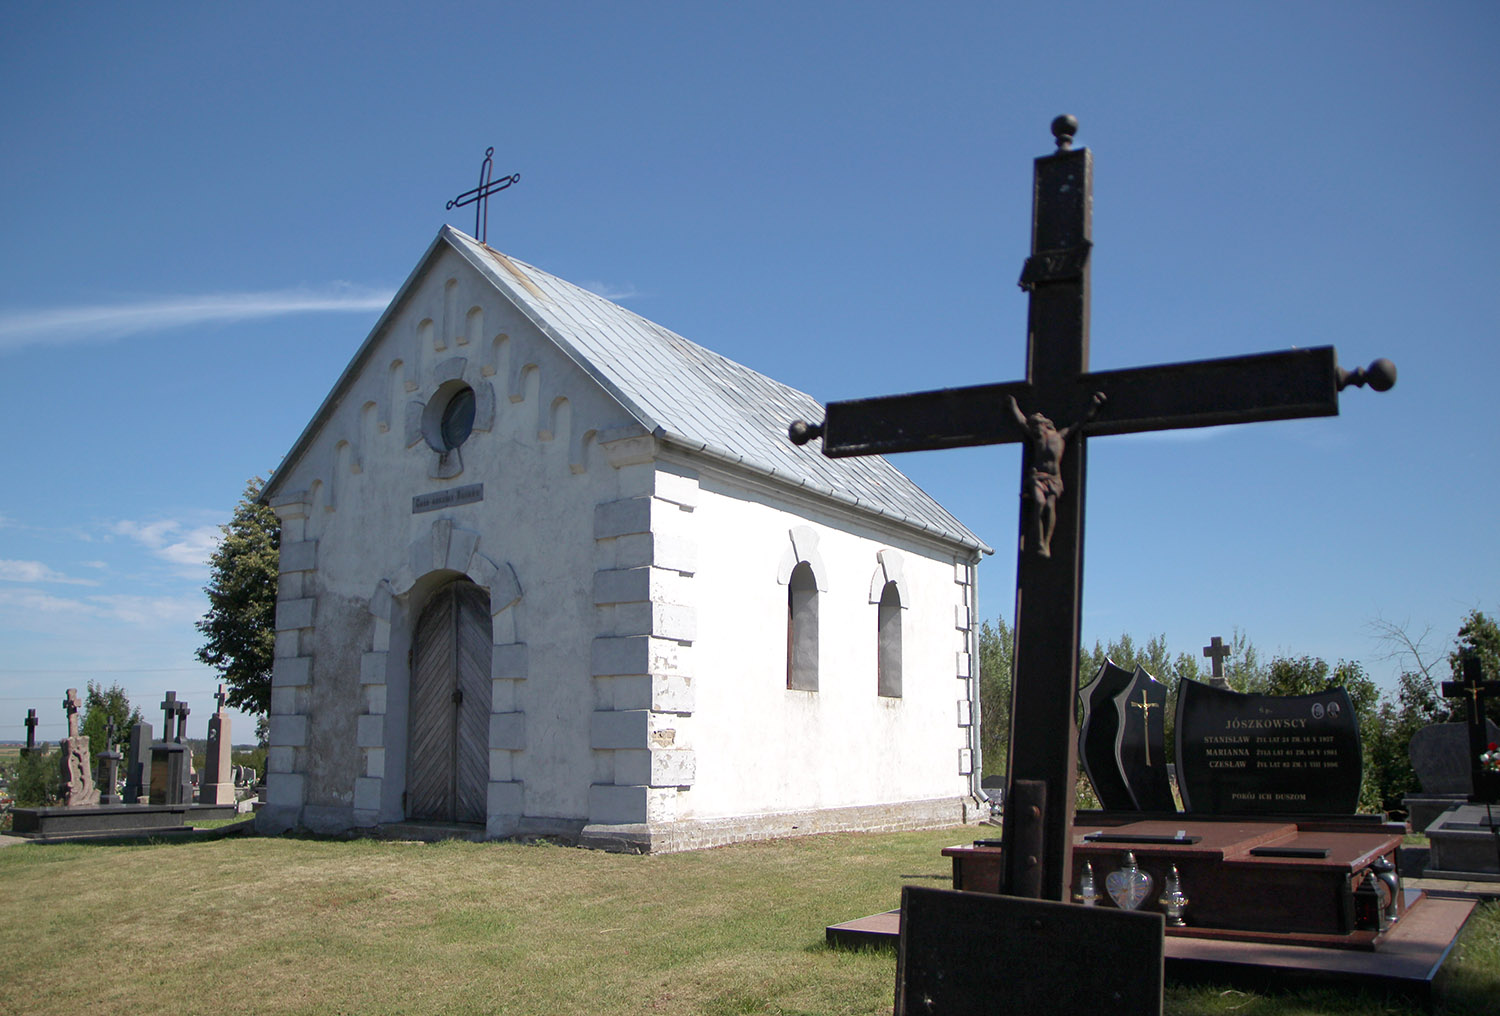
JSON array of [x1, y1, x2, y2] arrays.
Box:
[[439, 385, 476, 450]]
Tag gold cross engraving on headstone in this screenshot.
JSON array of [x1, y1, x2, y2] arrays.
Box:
[[1130, 690, 1160, 766]]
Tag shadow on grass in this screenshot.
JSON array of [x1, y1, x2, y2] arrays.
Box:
[[11, 816, 258, 849]]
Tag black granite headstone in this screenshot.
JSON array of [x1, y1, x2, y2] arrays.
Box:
[[1410, 720, 1500, 796], [1080, 659, 1137, 810], [894, 886, 1163, 1016], [124, 720, 152, 803], [1174, 678, 1362, 815], [1115, 667, 1176, 812]]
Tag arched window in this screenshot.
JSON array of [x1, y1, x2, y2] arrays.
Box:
[[787, 561, 819, 691], [877, 581, 902, 697]]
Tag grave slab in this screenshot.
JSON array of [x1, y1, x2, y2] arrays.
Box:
[[828, 877, 1478, 1008]]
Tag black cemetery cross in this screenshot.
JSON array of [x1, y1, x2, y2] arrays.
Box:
[[789, 116, 1396, 901], [23, 708, 38, 753], [160, 691, 178, 740], [446, 147, 520, 246], [1442, 652, 1500, 803]]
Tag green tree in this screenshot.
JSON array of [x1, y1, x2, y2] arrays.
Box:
[[195, 477, 280, 725], [11, 746, 61, 807], [1247, 655, 1386, 812], [80, 681, 142, 772], [1450, 609, 1500, 725], [977, 616, 1013, 778]]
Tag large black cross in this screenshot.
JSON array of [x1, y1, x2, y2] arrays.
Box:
[[1442, 652, 1500, 803], [790, 116, 1394, 901]]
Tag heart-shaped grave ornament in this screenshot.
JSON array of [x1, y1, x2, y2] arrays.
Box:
[[1105, 852, 1153, 910]]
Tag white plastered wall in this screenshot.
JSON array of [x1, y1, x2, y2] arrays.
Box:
[[262, 245, 640, 835], [676, 465, 975, 823]]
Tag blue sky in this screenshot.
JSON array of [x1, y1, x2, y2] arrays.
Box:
[[1, 3, 1495, 745]]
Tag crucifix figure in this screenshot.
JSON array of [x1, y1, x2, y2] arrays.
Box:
[[446, 146, 520, 245], [1442, 652, 1500, 802], [789, 116, 1394, 900], [1008, 392, 1104, 557], [1129, 689, 1161, 766]]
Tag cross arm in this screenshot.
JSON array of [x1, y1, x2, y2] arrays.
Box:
[[799, 381, 1035, 458], [1082, 347, 1340, 437]]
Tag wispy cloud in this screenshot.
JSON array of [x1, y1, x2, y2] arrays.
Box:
[[0, 560, 101, 586], [579, 281, 640, 302], [0, 284, 394, 351], [111, 520, 221, 573], [0, 588, 203, 625]]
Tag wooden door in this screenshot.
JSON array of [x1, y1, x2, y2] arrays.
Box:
[[408, 581, 492, 823]]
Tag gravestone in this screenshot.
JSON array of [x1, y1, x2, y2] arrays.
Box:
[[149, 692, 192, 806], [1422, 653, 1500, 877], [1080, 661, 1138, 810], [58, 688, 99, 807], [1115, 668, 1176, 812], [1440, 653, 1500, 803], [124, 719, 153, 804], [1404, 720, 1500, 833], [1174, 678, 1362, 815], [23, 708, 38, 754], [200, 684, 234, 805], [1080, 662, 1175, 812], [96, 719, 122, 805], [1410, 721, 1500, 796]]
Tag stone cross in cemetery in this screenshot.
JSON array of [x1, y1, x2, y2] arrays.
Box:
[[23, 707, 38, 753], [150, 691, 193, 805], [1203, 635, 1232, 689], [160, 690, 179, 737], [59, 688, 99, 807], [201, 683, 235, 805], [790, 116, 1395, 901], [1442, 652, 1500, 803]]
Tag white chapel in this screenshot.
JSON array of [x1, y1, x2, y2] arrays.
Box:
[[256, 226, 991, 851]]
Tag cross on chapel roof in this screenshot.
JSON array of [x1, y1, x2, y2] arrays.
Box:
[[446, 147, 519, 245]]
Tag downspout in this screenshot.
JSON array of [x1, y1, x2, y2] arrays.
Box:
[[962, 551, 992, 816]]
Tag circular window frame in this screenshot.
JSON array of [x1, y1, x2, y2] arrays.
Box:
[[421, 381, 477, 452]]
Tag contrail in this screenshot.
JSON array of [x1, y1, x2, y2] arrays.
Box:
[[0, 285, 394, 351]]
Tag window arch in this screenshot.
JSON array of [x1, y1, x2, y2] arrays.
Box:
[[877, 581, 902, 697], [787, 561, 819, 691]]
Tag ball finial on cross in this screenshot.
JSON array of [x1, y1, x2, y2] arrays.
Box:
[[1051, 115, 1079, 152]]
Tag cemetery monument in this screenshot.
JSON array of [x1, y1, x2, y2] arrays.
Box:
[[200, 684, 235, 806], [801, 117, 1484, 1007], [58, 688, 99, 807]]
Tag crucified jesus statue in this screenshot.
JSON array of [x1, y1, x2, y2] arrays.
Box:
[[1007, 392, 1105, 557]]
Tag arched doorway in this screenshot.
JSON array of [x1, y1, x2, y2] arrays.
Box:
[[408, 580, 492, 823]]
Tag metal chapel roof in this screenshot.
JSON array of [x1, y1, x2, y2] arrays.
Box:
[[269, 226, 988, 554]]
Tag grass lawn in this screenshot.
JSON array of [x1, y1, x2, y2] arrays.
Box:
[[0, 824, 1494, 1015]]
